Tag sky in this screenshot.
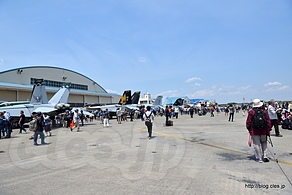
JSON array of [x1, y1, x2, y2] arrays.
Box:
[[0, 0, 291, 104]]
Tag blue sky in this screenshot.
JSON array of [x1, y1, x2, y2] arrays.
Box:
[[0, 0, 291, 103]]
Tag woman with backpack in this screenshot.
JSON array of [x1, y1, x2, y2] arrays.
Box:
[[246, 99, 272, 163], [144, 106, 154, 140]]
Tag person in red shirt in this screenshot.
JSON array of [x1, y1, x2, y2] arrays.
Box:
[[246, 99, 272, 163]]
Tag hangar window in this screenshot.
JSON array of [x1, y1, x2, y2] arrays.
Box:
[[31, 78, 88, 90]]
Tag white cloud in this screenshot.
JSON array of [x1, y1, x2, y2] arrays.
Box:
[[188, 85, 254, 98], [279, 86, 289, 90], [239, 85, 252, 91], [217, 85, 254, 95], [217, 85, 234, 93], [211, 85, 217, 89], [264, 82, 282, 87], [185, 77, 203, 83], [0, 59, 3, 66], [160, 90, 180, 97], [265, 85, 290, 92], [188, 89, 216, 98], [139, 57, 146, 62]]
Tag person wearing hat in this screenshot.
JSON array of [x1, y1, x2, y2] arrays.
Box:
[[268, 99, 283, 137], [246, 99, 272, 163]]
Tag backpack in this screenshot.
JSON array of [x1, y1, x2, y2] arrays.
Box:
[[252, 108, 267, 129], [144, 112, 152, 126], [44, 118, 51, 125], [29, 118, 37, 132], [229, 107, 234, 113]]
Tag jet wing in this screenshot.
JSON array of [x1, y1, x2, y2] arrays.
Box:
[[86, 106, 101, 111], [33, 107, 57, 114], [82, 110, 94, 117], [124, 105, 138, 110]]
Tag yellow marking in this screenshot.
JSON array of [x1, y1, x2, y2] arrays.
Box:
[[137, 128, 195, 142], [136, 128, 292, 166]]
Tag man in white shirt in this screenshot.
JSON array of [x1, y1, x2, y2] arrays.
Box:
[[268, 99, 282, 137], [174, 106, 179, 119], [71, 109, 80, 132], [103, 109, 110, 127]]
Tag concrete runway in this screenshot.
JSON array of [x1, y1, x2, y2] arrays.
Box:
[[1, 112, 292, 195]]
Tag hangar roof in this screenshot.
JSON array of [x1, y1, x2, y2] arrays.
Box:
[[0, 66, 109, 94]]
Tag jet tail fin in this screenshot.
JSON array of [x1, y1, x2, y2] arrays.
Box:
[[173, 98, 184, 106], [118, 90, 132, 105], [30, 79, 48, 104], [48, 83, 71, 105], [131, 91, 140, 104], [153, 95, 163, 105]]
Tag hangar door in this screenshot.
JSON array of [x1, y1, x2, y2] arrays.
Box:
[[0, 90, 16, 101]]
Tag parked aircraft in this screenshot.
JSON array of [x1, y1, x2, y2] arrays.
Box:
[[85, 90, 133, 107], [142, 95, 163, 108], [130, 91, 140, 105], [0, 101, 30, 107], [86, 90, 141, 117], [0, 79, 71, 124], [173, 98, 184, 106], [71, 107, 94, 117]]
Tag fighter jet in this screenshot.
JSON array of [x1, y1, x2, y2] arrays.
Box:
[[147, 95, 164, 108], [85, 90, 132, 108], [0, 101, 30, 107], [120, 91, 143, 110], [125, 95, 163, 110], [86, 90, 141, 117], [0, 79, 71, 124]]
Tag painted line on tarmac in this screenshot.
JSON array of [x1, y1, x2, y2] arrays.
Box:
[[137, 127, 195, 142], [137, 127, 292, 166]]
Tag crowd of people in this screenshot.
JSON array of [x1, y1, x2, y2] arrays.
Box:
[[1, 100, 291, 149], [0, 111, 13, 139], [245, 99, 292, 163]]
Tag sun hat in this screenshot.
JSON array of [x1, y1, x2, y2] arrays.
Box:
[[253, 99, 263, 107]]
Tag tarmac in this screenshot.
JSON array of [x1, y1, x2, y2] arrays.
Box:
[[0, 112, 292, 195]]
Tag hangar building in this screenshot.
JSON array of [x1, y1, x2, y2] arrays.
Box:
[[0, 66, 120, 107]]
